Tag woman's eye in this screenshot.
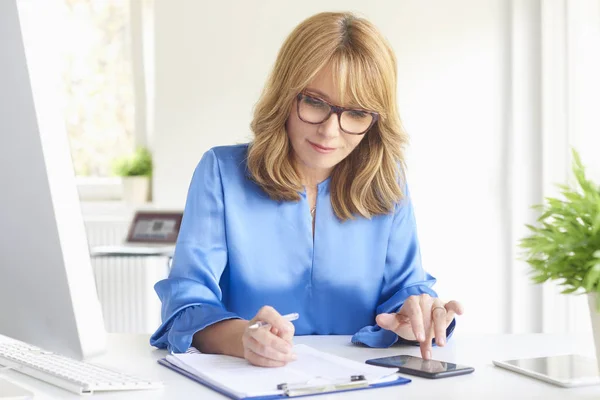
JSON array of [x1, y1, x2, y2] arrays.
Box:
[[304, 97, 327, 108], [347, 110, 368, 119]]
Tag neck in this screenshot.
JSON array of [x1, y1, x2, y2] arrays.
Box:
[[293, 158, 332, 188]]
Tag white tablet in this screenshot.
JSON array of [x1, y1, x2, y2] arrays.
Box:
[[493, 354, 600, 387]]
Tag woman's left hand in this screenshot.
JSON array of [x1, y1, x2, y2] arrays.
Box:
[[375, 294, 464, 360]]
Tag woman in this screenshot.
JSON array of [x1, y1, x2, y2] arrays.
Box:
[[150, 11, 463, 367]]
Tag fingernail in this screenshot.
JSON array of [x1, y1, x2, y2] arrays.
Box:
[[290, 353, 297, 360], [438, 338, 446, 346], [426, 351, 432, 360], [417, 333, 425, 342]]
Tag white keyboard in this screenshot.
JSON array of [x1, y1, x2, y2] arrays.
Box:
[[0, 342, 163, 395]]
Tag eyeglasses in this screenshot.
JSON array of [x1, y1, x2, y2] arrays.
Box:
[[296, 92, 379, 135]]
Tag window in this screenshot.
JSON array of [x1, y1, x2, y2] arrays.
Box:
[[18, 0, 150, 202], [62, 0, 135, 177]]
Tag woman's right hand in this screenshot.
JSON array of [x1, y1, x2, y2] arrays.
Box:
[[242, 306, 297, 367]]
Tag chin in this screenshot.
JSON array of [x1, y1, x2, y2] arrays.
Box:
[[302, 156, 340, 171]]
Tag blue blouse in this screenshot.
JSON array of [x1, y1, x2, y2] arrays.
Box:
[[150, 144, 454, 353]]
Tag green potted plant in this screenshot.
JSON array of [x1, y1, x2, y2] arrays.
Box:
[[112, 147, 153, 204], [520, 149, 600, 370]]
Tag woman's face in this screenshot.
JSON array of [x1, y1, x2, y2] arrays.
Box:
[[286, 64, 368, 179]]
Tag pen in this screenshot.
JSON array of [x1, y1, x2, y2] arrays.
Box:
[[248, 312, 300, 330]]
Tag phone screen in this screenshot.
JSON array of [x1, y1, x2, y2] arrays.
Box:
[[366, 355, 474, 378]]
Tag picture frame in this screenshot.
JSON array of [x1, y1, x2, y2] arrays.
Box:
[[125, 211, 183, 244]]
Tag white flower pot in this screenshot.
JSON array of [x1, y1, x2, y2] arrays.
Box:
[[121, 176, 150, 204], [588, 293, 600, 373]]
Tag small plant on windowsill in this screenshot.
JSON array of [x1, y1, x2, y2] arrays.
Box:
[[519, 149, 600, 370], [112, 147, 153, 204]]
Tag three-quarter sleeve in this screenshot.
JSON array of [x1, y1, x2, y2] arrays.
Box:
[[351, 184, 456, 348], [149, 149, 240, 353]]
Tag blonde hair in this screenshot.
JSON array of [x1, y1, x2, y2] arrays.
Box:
[[247, 12, 407, 221]]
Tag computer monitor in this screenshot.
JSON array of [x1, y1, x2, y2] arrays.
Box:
[[0, 0, 107, 360]]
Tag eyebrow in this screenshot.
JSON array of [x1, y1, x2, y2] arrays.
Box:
[[303, 88, 372, 113], [304, 88, 332, 101]]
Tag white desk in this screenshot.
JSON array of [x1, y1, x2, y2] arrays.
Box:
[[2, 333, 599, 399]]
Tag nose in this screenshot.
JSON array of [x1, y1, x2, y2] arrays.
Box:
[[317, 112, 341, 138]]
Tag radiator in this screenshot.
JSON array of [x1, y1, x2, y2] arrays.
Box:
[[84, 219, 168, 334], [84, 219, 130, 247]]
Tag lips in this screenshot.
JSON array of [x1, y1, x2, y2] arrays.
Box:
[[308, 141, 336, 153]]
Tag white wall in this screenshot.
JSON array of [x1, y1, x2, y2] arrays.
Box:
[[568, 1, 600, 179], [152, 0, 510, 333]]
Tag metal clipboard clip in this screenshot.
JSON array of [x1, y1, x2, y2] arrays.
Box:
[[277, 374, 368, 397]]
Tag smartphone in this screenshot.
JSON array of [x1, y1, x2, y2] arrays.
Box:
[[365, 355, 475, 379]]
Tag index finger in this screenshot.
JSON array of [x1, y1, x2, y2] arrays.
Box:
[[252, 306, 295, 334], [400, 299, 426, 342], [249, 327, 294, 357]]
